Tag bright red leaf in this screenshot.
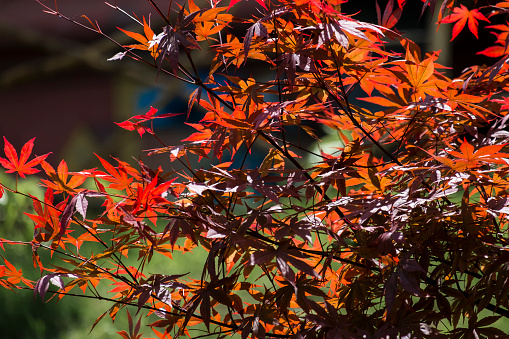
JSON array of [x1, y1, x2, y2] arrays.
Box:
[[477, 23, 509, 57], [441, 5, 489, 40], [227, 0, 267, 11], [0, 137, 50, 178], [477, 45, 508, 58], [115, 107, 181, 137]]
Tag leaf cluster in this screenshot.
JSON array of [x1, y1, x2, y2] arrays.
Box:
[[3, 0, 509, 338]]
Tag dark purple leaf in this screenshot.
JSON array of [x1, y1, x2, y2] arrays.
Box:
[[158, 27, 179, 75], [180, 8, 206, 29], [59, 190, 106, 237], [136, 287, 151, 315], [244, 21, 268, 63], [127, 310, 134, 335], [276, 255, 295, 283], [252, 317, 266, 339], [397, 270, 422, 296], [59, 197, 74, 237], [384, 272, 397, 314], [376, 0, 382, 26], [420, 0, 437, 20], [249, 248, 276, 265], [476, 56, 509, 87], [34, 273, 76, 301], [283, 254, 320, 279], [200, 293, 211, 330], [401, 259, 425, 273], [208, 288, 232, 307]]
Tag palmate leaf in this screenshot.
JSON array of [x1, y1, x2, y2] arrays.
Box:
[[24, 188, 62, 243], [156, 6, 204, 76], [115, 17, 159, 59], [40, 159, 87, 194], [426, 139, 509, 171], [116, 107, 182, 137], [446, 139, 509, 165], [441, 4, 489, 40], [249, 241, 320, 284], [0, 137, 50, 178], [90, 154, 141, 191], [404, 54, 435, 91], [0, 258, 33, 289]]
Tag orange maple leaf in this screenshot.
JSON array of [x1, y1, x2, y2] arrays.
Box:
[[446, 139, 508, 165], [441, 5, 489, 41], [92, 154, 136, 191], [118, 17, 159, 58], [40, 159, 87, 194], [0, 137, 50, 178], [430, 139, 508, 171]]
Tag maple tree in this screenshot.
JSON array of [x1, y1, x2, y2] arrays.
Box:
[[3, 0, 509, 337]]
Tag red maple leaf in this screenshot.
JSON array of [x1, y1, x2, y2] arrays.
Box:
[[115, 107, 181, 137], [227, 0, 267, 11], [441, 5, 489, 41], [477, 45, 508, 58], [0, 137, 50, 178], [477, 23, 509, 57]]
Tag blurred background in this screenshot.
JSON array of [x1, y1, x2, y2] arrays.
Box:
[[0, 0, 199, 171], [0, 0, 499, 338]]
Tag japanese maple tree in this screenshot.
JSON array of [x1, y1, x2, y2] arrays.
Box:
[[3, 0, 509, 337]]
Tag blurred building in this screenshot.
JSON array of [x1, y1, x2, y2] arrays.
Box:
[[0, 0, 195, 171]]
